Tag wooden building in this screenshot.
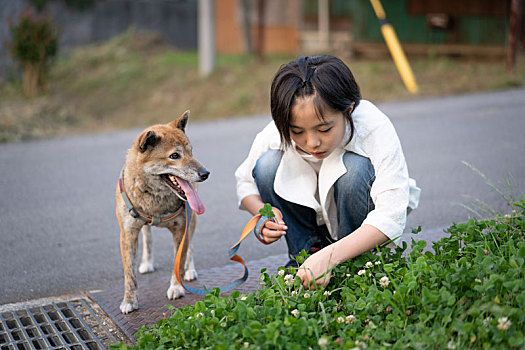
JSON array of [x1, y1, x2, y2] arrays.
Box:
[[214, 0, 522, 58]]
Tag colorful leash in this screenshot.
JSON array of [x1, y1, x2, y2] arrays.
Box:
[[174, 203, 272, 295]]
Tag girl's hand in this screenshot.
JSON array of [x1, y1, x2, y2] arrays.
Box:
[[296, 246, 336, 289], [259, 208, 287, 244], [296, 225, 388, 289]]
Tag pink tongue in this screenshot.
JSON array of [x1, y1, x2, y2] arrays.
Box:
[[175, 176, 205, 215]]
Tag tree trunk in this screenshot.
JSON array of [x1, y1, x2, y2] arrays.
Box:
[[23, 63, 39, 98], [255, 0, 266, 62], [239, 0, 252, 54]]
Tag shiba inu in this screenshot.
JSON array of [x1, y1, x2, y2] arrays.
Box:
[[116, 111, 209, 314]]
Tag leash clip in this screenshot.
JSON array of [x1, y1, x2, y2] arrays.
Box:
[[129, 208, 140, 218]]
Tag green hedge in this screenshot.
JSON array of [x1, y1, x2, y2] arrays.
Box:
[[114, 196, 525, 349]]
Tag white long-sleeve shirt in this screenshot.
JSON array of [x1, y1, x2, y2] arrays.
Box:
[[235, 100, 420, 243]]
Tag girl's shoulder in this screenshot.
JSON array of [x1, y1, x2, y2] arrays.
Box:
[[353, 100, 390, 123], [353, 100, 395, 131], [347, 100, 398, 152], [252, 120, 281, 148], [258, 120, 280, 138]]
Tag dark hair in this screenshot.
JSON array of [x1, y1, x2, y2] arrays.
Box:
[[270, 55, 361, 148]]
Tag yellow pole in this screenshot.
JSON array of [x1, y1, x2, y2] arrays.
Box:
[[369, 0, 419, 93]]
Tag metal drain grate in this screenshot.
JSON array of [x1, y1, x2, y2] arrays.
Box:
[[0, 299, 117, 350]]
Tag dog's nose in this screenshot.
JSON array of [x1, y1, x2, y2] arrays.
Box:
[[199, 168, 210, 181]]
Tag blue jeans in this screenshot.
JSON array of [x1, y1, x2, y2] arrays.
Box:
[[252, 150, 375, 258]]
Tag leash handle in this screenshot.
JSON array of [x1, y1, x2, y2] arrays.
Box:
[[175, 204, 266, 295]]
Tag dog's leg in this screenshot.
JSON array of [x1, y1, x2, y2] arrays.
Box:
[[167, 228, 187, 299], [183, 242, 198, 281], [166, 211, 197, 299], [183, 211, 198, 281], [119, 221, 141, 314], [139, 225, 154, 274]]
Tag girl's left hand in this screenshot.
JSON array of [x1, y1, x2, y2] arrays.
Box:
[[296, 246, 337, 289]]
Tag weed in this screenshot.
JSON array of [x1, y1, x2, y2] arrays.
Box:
[[456, 162, 520, 219]]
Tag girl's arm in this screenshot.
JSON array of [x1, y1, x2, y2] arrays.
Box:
[[241, 194, 287, 244], [296, 224, 388, 288]]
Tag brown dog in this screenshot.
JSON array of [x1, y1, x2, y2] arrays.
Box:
[[116, 111, 209, 314]]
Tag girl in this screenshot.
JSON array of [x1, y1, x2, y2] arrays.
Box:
[[235, 55, 420, 288]]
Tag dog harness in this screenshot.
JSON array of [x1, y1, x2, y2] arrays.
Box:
[[118, 169, 183, 226]]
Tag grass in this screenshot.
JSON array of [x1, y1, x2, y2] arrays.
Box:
[[1, 30, 524, 142]]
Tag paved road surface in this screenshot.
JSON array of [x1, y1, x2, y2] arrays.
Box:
[[1, 88, 524, 305]]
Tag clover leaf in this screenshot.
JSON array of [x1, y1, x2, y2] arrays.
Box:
[[259, 203, 275, 219]]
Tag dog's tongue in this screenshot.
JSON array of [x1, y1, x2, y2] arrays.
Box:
[[176, 176, 205, 215]]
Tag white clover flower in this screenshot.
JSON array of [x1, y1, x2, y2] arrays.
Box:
[[365, 262, 373, 269], [196, 312, 204, 318], [375, 261, 381, 265], [337, 316, 345, 324], [291, 291, 297, 296], [497, 317, 512, 330], [380, 276, 390, 288], [357, 270, 366, 276], [284, 274, 294, 286], [304, 292, 311, 298], [346, 273, 351, 277], [243, 342, 250, 348], [483, 316, 493, 326], [323, 291, 331, 296], [291, 309, 299, 318], [278, 269, 285, 276], [318, 337, 328, 346], [354, 340, 367, 349], [220, 322, 227, 327], [345, 315, 356, 324], [240, 296, 247, 301]]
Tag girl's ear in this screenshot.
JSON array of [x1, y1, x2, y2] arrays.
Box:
[[170, 110, 190, 133], [347, 101, 356, 114]]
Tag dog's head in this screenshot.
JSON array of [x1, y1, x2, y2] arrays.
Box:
[[130, 110, 209, 214]]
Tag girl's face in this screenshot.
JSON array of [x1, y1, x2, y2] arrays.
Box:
[[290, 96, 346, 159]]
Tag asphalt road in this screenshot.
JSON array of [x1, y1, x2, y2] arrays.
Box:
[[1, 88, 524, 305]]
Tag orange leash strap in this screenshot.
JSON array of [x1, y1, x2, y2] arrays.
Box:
[[174, 203, 271, 295]]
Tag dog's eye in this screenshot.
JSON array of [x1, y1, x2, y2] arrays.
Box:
[[169, 152, 180, 160]]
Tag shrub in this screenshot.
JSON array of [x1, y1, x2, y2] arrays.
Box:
[[8, 9, 58, 97], [114, 198, 525, 349]]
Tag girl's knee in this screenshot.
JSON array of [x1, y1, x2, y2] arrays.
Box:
[[252, 150, 283, 183], [336, 152, 374, 192]]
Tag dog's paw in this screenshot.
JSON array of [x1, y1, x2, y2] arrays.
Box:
[[167, 284, 185, 300], [184, 268, 198, 281], [139, 261, 155, 274], [120, 298, 138, 314]]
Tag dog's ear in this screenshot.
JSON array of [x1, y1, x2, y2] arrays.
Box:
[[138, 130, 160, 152], [170, 110, 190, 133]]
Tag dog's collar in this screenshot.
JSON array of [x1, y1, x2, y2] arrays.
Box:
[[118, 168, 184, 226]]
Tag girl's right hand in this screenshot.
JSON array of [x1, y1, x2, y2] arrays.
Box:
[[260, 209, 287, 244]]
